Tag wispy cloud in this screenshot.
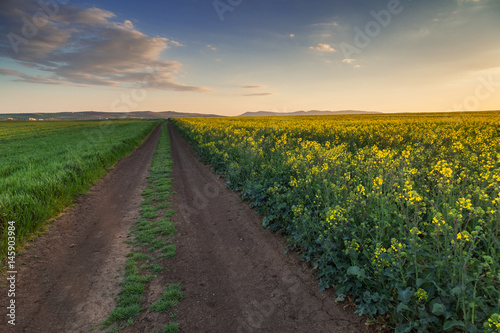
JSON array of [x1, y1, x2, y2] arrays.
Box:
[[242, 85, 265, 89], [312, 21, 339, 28], [458, 0, 488, 3], [207, 44, 217, 51], [342, 58, 356, 64], [0, 68, 66, 85], [341, 59, 360, 68], [0, 0, 209, 92], [405, 28, 431, 39], [243, 93, 274, 97], [309, 43, 336, 52]]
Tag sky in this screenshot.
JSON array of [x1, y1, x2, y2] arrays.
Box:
[[0, 0, 499, 116]]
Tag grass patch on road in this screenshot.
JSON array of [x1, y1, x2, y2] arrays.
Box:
[[101, 123, 182, 332]]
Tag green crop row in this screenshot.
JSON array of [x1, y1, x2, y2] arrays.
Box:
[[171, 112, 500, 332], [0, 120, 159, 259]]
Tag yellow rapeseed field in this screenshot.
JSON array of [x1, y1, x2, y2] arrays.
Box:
[[172, 112, 500, 332]]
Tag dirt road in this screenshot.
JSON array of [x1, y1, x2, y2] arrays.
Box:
[[0, 124, 161, 332], [147, 123, 372, 332], [1, 122, 372, 332]]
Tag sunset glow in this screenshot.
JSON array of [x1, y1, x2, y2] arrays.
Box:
[[1, 0, 499, 115]]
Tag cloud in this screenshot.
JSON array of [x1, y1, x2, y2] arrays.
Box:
[[406, 28, 431, 39], [0, 68, 66, 85], [207, 44, 217, 51], [242, 85, 265, 89], [312, 21, 339, 27], [0, 0, 208, 92], [243, 93, 274, 97], [342, 58, 360, 68], [289, 34, 295, 38], [310, 43, 336, 52]]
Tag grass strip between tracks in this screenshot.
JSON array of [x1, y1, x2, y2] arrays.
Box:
[[100, 123, 182, 333]]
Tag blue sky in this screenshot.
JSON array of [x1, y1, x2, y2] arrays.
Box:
[[0, 0, 499, 115]]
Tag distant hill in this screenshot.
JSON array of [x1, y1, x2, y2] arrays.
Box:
[[238, 110, 381, 117], [0, 110, 384, 121], [0, 111, 222, 120]]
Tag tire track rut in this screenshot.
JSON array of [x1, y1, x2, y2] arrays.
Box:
[[164, 122, 372, 332]]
